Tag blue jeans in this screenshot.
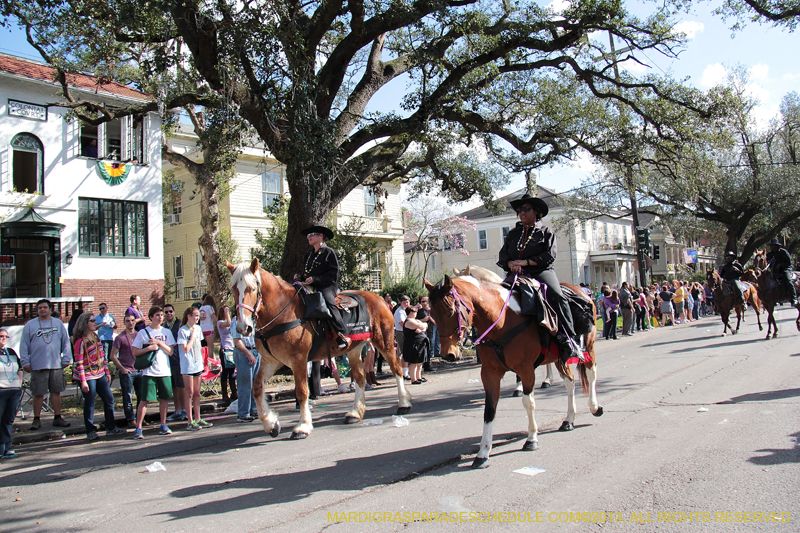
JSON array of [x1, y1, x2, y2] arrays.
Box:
[[118, 371, 143, 421], [233, 347, 260, 418], [83, 376, 118, 433], [427, 323, 440, 357], [0, 388, 21, 453]]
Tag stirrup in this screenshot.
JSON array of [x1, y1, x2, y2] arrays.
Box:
[[336, 333, 351, 350]]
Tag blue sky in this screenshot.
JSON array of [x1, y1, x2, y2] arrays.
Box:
[[2, 2, 796, 204]]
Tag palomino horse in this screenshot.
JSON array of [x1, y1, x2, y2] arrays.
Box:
[[227, 259, 411, 439], [425, 274, 602, 468], [743, 250, 800, 339], [706, 269, 762, 336]]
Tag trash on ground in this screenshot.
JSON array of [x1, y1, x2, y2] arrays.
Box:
[[697, 407, 709, 412], [224, 400, 238, 414], [392, 415, 410, 427], [360, 418, 383, 426], [513, 466, 547, 476], [144, 461, 166, 473], [468, 379, 480, 383]]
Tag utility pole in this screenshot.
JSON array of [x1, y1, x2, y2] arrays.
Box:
[[608, 32, 649, 287]]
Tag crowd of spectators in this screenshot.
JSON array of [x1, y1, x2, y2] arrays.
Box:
[[594, 279, 715, 339]]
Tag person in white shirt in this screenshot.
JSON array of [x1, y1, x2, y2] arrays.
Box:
[[178, 307, 212, 430], [131, 307, 176, 439]]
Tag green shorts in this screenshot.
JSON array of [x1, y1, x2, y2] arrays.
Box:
[[140, 375, 173, 402]]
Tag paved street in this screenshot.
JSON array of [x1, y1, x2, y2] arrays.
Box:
[[3, 307, 800, 532]]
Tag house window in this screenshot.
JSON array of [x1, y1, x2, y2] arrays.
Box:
[[580, 221, 587, 242], [502, 227, 510, 240], [623, 227, 628, 246], [165, 182, 182, 225], [195, 251, 207, 289], [82, 115, 148, 163], [11, 133, 44, 194], [78, 197, 148, 257], [174, 256, 183, 278], [603, 222, 609, 244], [478, 229, 488, 250], [364, 188, 380, 217], [262, 170, 282, 211]]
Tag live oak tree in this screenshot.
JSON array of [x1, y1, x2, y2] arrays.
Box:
[[3, 0, 712, 278]]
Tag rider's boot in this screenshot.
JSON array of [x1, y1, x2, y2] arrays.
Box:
[[336, 333, 351, 350], [557, 334, 584, 365]]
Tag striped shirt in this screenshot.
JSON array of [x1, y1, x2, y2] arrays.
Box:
[[73, 337, 111, 382]]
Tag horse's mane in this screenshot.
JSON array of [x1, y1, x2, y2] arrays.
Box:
[[230, 261, 261, 291]]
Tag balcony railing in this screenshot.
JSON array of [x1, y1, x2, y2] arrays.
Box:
[[0, 297, 95, 326]]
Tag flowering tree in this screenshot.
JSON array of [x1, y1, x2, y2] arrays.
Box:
[[405, 197, 476, 281]]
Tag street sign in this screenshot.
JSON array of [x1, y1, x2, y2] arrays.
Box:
[[0, 255, 14, 269]]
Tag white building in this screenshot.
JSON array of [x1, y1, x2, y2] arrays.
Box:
[[0, 53, 164, 325], [163, 125, 405, 303], [433, 187, 639, 287]]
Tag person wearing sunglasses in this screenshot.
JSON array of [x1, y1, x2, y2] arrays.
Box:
[[93, 303, 116, 358], [498, 193, 582, 363], [294, 225, 350, 350]]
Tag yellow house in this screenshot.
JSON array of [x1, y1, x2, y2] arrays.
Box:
[[162, 126, 405, 304]]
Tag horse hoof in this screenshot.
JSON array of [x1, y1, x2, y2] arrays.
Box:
[[592, 406, 604, 417], [559, 421, 574, 432], [522, 440, 539, 451], [471, 457, 490, 469], [270, 421, 281, 438], [290, 431, 308, 440], [540, 382, 551, 389], [344, 416, 360, 425], [512, 390, 522, 397], [396, 406, 411, 415]]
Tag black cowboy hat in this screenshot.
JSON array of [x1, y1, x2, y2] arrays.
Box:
[[509, 193, 549, 219], [724, 251, 737, 258], [300, 225, 335, 240]]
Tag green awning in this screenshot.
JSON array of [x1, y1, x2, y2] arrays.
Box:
[[0, 207, 65, 239]]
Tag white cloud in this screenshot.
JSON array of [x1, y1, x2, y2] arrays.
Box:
[[749, 63, 769, 81], [673, 21, 704, 39], [547, 0, 570, 14], [621, 58, 650, 74], [746, 81, 770, 106], [701, 63, 728, 87]]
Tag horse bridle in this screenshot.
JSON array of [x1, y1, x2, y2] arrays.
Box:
[[438, 287, 474, 347], [236, 282, 304, 333]]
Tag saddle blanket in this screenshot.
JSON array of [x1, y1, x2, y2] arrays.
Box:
[[331, 292, 372, 341]]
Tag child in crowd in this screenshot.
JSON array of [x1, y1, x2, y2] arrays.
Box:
[[179, 307, 212, 430]]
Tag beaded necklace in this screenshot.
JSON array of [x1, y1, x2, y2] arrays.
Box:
[[0, 348, 15, 383], [303, 247, 324, 276], [38, 318, 55, 344], [516, 225, 537, 257]]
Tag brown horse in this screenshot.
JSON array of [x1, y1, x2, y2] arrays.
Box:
[[743, 250, 800, 339], [425, 273, 602, 468], [227, 259, 411, 439], [706, 269, 762, 336]]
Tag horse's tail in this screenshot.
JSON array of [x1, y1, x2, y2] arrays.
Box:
[[577, 362, 589, 395], [554, 359, 574, 382]]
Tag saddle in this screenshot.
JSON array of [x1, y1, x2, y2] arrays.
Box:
[[334, 294, 359, 311]]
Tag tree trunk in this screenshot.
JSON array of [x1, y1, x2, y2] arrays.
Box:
[[279, 175, 338, 279], [196, 168, 228, 307]]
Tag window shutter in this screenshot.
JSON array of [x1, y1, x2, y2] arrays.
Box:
[[98, 122, 107, 159], [122, 114, 132, 161], [141, 113, 151, 165], [66, 118, 80, 159]]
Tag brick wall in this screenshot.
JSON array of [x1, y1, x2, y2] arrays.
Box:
[[61, 278, 165, 320]]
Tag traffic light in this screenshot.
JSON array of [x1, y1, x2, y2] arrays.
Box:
[[652, 245, 660, 261], [636, 227, 651, 251]]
